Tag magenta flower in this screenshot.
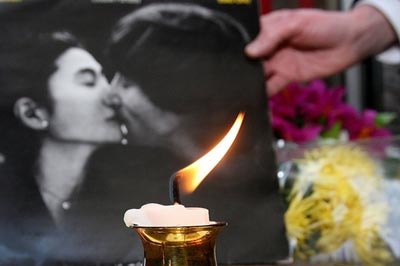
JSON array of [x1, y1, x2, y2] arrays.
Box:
[[269, 80, 394, 143], [269, 82, 308, 119], [300, 80, 349, 128], [271, 115, 322, 143], [347, 110, 392, 140]]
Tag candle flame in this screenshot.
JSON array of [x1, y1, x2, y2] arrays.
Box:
[[176, 112, 245, 195]]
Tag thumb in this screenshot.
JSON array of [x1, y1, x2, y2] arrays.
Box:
[[245, 10, 297, 58], [245, 35, 271, 58]]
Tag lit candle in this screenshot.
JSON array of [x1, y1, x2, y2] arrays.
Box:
[[170, 112, 245, 204], [124, 113, 245, 227]]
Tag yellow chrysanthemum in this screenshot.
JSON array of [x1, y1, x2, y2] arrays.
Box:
[[285, 144, 393, 266]]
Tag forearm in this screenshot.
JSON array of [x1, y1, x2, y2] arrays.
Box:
[[349, 2, 398, 61], [351, 0, 400, 59]]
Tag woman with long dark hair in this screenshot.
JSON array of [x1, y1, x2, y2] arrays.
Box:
[[0, 30, 125, 264]]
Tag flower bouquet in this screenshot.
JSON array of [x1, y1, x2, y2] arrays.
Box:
[[271, 81, 400, 266]]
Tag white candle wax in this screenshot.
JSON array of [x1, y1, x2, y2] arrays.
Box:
[[124, 203, 210, 227]]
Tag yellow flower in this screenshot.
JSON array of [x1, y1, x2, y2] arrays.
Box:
[[285, 144, 392, 265]]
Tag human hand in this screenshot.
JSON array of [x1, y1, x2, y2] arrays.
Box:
[[246, 6, 396, 96]]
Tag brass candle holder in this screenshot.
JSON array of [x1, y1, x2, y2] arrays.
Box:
[[133, 222, 226, 266]]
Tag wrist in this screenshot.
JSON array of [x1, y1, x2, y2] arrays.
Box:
[[349, 5, 397, 60]]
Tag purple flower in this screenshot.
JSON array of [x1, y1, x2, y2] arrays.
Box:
[[271, 115, 322, 143], [347, 110, 392, 140], [269, 82, 307, 119], [269, 80, 393, 143], [300, 80, 348, 128]]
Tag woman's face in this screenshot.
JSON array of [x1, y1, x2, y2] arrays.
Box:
[[47, 47, 122, 144]]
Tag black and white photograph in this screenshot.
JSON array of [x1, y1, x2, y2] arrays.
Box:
[[0, 0, 288, 265]]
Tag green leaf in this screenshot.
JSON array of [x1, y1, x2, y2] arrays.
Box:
[[375, 112, 396, 127], [321, 122, 342, 139]]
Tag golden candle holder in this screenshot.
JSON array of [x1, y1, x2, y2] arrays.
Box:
[[133, 222, 226, 266]]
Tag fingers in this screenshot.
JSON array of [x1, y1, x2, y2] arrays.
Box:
[[263, 53, 294, 96], [245, 10, 298, 58], [261, 53, 290, 96], [266, 75, 289, 97]]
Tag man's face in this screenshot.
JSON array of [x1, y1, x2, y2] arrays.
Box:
[[111, 73, 181, 146], [47, 47, 122, 144]]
